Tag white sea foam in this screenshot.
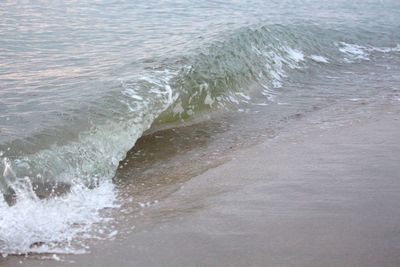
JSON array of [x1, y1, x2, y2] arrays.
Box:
[[368, 44, 400, 53], [0, 69, 178, 256], [338, 42, 370, 62], [338, 42, 400, 62], [263, 51, 286, 88], [258, 45, 307, 104], [284, 47, 305, 63], [0, 180, 117, 256], [310, 55, 329, 63]]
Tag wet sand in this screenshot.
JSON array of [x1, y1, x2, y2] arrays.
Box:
[[2, 104, 400, 267]]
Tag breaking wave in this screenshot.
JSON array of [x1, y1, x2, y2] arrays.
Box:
[[1, 24, 399, 255]]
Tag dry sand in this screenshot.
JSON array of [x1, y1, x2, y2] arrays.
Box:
[[2, 104, 400, 267]]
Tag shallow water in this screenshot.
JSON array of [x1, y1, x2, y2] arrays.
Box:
[[1, 0, 400, 256]]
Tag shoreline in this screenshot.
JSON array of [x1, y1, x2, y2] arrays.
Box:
[[2, 102, 400, 267]]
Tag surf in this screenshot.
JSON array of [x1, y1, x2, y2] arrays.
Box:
[[1, 22, 399, 255]]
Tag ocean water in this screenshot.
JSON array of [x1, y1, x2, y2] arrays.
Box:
[[1, 0, 400, 256]]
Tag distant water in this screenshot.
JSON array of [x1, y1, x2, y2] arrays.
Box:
[[1, 0, 400, 256]]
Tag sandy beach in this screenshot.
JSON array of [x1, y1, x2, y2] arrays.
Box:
[[2, 102, 399, 267]]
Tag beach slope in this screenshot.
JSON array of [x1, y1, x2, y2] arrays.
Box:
[[3, 104, 400, 267]]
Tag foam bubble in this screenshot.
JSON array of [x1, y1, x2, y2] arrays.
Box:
[[0, 180, 117, 256]]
